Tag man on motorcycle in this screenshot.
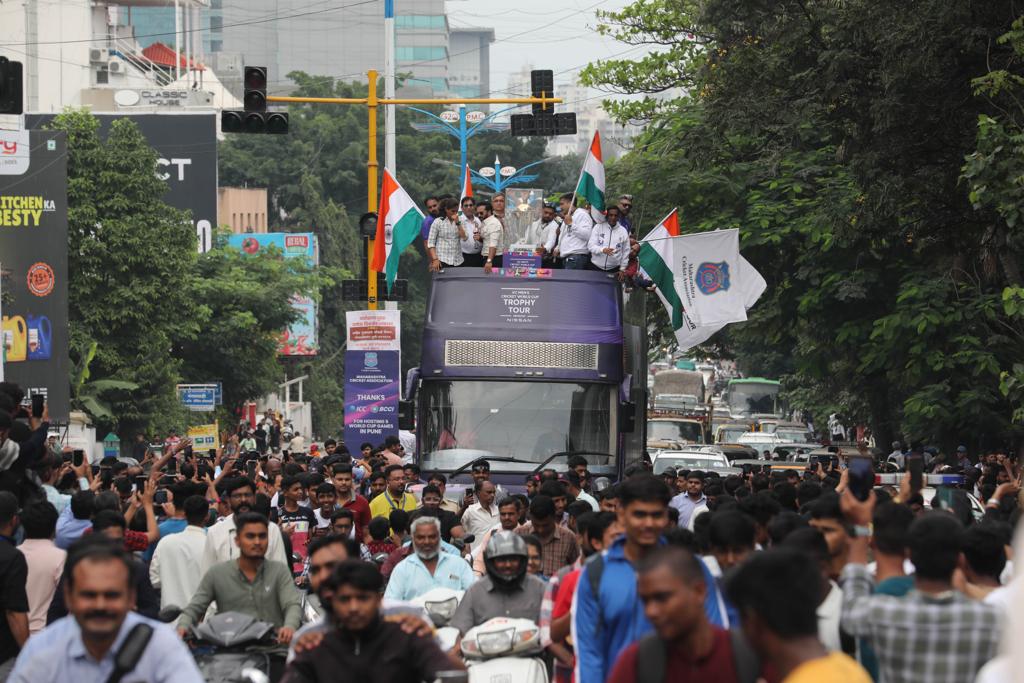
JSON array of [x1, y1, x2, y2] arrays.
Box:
[[450, 531, 546, 645], [384, 516, 475, 601], [178, 512, 303, 644]]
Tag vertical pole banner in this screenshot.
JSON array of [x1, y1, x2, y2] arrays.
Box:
[[344, 311, 401, 448]]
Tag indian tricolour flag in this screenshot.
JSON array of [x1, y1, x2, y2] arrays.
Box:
[[575, 131, 606, 220], [371, 169, 424, 293], [640, 210, 766, 350], [459, 164, 473, 206], [639, 209, 686, 331]]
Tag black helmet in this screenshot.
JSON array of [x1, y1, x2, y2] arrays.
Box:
[[483, 531, 528, 586]]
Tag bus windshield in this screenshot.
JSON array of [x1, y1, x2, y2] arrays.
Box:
[[726, 382, 782, 418], [419, 380, 616, 472]]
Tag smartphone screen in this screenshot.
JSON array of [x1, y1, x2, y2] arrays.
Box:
[[135, 476, 147, 492], [166, 459, 178, 474], [848, 455, 874, 501], [154, 490, 168, 506], [246, 460, 257, 480], [907, 454, 924, 492], [31, 394, 44, 418], [72, 450, 84, 467]]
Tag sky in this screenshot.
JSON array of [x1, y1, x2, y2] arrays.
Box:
[[446, 0, 651, 94]]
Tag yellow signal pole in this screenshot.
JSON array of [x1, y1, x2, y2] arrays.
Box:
[[268, 71, 562, 310]]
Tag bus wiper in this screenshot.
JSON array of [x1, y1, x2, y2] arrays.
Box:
[[532, 450, 616, 474], [449, 455, 539, 478]]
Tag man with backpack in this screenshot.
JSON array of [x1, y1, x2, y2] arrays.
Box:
[[607, 545, 761, 683], [572, 475, 730, 683]]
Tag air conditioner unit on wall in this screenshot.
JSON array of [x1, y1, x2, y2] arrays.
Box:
[[89, 48, 109, 63], [107, 59, 124, 74]]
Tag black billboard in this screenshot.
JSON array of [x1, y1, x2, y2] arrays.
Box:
[[25, 112, 217, 250], [0, 129, 70, 419]]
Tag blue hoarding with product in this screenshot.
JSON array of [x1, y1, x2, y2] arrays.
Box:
[[226, 232, 318, 356], [343, 350, 400, 447]]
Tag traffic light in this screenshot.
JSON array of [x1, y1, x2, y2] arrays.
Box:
[[222, 66, 288, 134], [531, 69, 554, 115], [0, 57, 24, 115], [244, 66, 267, 112]]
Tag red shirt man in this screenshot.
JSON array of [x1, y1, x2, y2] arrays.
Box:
[[332, 465, 370, 541]]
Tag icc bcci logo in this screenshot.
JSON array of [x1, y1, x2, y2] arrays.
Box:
[[696, 262, 730, 295]]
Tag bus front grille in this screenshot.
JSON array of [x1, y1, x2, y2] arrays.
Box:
[[444, 340, 599, 370]]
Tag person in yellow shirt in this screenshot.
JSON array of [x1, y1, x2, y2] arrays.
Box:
[[368, 464, 417, 525], [726, 548, 871, 683]]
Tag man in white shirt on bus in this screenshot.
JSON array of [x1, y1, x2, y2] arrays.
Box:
[[557, 192, 594, 270], [588, 206, 630, 274]]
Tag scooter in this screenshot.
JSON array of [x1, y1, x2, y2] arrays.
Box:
[[410, 587, 463, 652], [187, 611, 283, 683], [460, 617, 549, 683]]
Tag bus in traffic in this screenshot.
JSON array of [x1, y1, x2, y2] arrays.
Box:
[[724, 377, 785, 419], [403, 269, 647, 488]]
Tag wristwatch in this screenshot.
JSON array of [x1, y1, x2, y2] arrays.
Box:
[[852, 524, 872, 538]]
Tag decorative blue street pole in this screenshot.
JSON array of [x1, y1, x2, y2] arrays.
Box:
[[408, 103, 512, 172], [469, 155, 547, 194]]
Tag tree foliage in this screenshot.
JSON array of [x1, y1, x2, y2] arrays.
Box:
[[48, 109, 317, 438], [584, 1, 1024, 449]]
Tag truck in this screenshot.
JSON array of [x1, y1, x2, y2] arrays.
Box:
[[403, 269, 648, 488], [652, 369, 706, 407]]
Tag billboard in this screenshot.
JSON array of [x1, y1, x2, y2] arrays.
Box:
[[0, 129, 71, 419], [25, 112, 217, 252], [344, 311, 400, 447], [226, 233, 319, 356]]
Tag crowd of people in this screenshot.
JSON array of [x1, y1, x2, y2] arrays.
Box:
[[0, 377, 1022, 682], [421, 191, 654, 288]]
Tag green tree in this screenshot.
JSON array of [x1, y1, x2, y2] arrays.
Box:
[[50, 110, 197, 437], [583, 1, 1024, 449]]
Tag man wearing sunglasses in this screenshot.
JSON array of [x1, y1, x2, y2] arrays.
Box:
[[618, 194, 634, 234]]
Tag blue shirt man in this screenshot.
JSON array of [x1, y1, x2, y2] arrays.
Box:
[[383, 517, 474, 601], [669, 471, 707, 528], [10, 537, 203, 683]]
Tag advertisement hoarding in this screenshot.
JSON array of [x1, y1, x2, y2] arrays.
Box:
[[226, 233, 319, 356], [344, 311, 400, 447], [0, 129, 71, 419], [25, 113, 218, 253]]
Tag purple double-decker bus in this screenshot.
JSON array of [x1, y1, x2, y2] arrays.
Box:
[[403, 269, 648, 492]]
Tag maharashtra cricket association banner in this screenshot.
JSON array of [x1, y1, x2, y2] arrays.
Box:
[[344, 311, 401, 448], [0, 129, 71, 419], [226, 233, 319, 356]]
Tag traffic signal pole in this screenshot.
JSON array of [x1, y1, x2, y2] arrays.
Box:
[[266, 71, 561, 310]]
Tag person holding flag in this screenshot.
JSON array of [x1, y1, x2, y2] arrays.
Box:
[[371, 169, 425, 293], [458, 165, 484, 267]]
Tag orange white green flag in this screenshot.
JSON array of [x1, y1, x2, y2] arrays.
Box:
[[370, 169, 424, 293], [574, 131, 606, 220]]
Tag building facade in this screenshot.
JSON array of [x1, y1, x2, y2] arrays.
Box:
[[219, 187, 269, 234], [449, 27, 495, 99]]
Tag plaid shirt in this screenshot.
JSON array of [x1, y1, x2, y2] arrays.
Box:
[[427, 217, 465, 266], [517, 523, 579, 577], [840, 564, 1001, 683]]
